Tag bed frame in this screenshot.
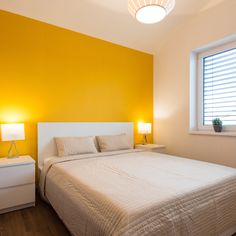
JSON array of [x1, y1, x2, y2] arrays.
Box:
[[37, 122, 236, 236], [37, 122, 134, 168]]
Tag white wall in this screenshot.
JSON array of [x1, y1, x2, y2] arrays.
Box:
[[154, 0, 236, 167]]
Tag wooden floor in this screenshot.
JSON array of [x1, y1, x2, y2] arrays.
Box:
[[0, 195, 70, 236]]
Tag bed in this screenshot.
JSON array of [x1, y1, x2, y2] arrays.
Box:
[[38, 122, 236, 236]]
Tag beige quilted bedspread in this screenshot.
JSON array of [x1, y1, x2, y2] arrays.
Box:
[[40, 150, 236, 236]]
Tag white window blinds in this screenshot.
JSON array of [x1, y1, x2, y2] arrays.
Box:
[[203, 47, 236, 126]]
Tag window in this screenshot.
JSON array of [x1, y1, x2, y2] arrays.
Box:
[[201, 47, 236, 126], [197, 41, 236, 132]]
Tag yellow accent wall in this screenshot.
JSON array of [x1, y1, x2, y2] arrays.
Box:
[[0, 10, 153, 160]]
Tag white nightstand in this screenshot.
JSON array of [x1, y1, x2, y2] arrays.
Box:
[[0, 155, 35, 214], [135, 144, 166, 153]]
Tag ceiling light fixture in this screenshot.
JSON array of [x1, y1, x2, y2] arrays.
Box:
[[128, 0, 175, 24]]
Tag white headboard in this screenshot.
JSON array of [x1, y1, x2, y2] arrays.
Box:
[[37, 122, 134, 167]]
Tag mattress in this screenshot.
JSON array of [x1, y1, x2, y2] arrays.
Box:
[[40, 150, 236, 236]]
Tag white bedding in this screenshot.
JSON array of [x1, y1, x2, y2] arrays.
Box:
[[40, 150, 236, 236]]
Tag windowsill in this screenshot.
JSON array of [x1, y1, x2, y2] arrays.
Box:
[[189, 130, 236, 137]]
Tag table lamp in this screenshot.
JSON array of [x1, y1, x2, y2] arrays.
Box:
[[138, 122, 152, 145], [1, 123, 25, 158]]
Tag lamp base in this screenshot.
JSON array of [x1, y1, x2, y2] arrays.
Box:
[[142, 134, 148, 145], [8, 141, 20, 159]]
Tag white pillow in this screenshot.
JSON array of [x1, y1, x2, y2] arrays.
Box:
[[96, 134, 132, 152], [55, 136, 98, 157]]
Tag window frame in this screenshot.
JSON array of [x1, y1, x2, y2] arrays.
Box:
[[197, 41, 236, 132]]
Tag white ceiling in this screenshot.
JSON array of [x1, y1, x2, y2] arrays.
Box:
[[0, 0, 226, 54]]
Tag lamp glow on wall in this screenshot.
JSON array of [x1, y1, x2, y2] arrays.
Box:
[[128, 0, 175, 24], [1, 123, 25, 158], [138, 122, 152, 145]]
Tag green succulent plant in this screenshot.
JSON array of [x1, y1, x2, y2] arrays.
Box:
[[212, 118, 223, 127]]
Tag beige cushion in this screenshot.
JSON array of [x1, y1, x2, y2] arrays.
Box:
[[55, 136, 98, 157], [97, 134, 132, 152]]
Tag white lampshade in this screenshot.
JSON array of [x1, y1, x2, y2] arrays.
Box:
[[138, 123, 152, 134], [128, 0, 175, 24], [1, 123, 25, 141]]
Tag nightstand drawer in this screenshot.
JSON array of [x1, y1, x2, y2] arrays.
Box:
[[0, 164, 35, 188], [0, 184, 35, 210]]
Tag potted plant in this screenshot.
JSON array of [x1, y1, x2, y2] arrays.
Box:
[[212, 118, 223, 132]]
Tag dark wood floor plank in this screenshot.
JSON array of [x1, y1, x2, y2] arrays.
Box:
[[0, 194, 70, 236]]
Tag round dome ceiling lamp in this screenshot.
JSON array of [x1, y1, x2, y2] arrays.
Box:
[[128, 0, 175, 24]]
